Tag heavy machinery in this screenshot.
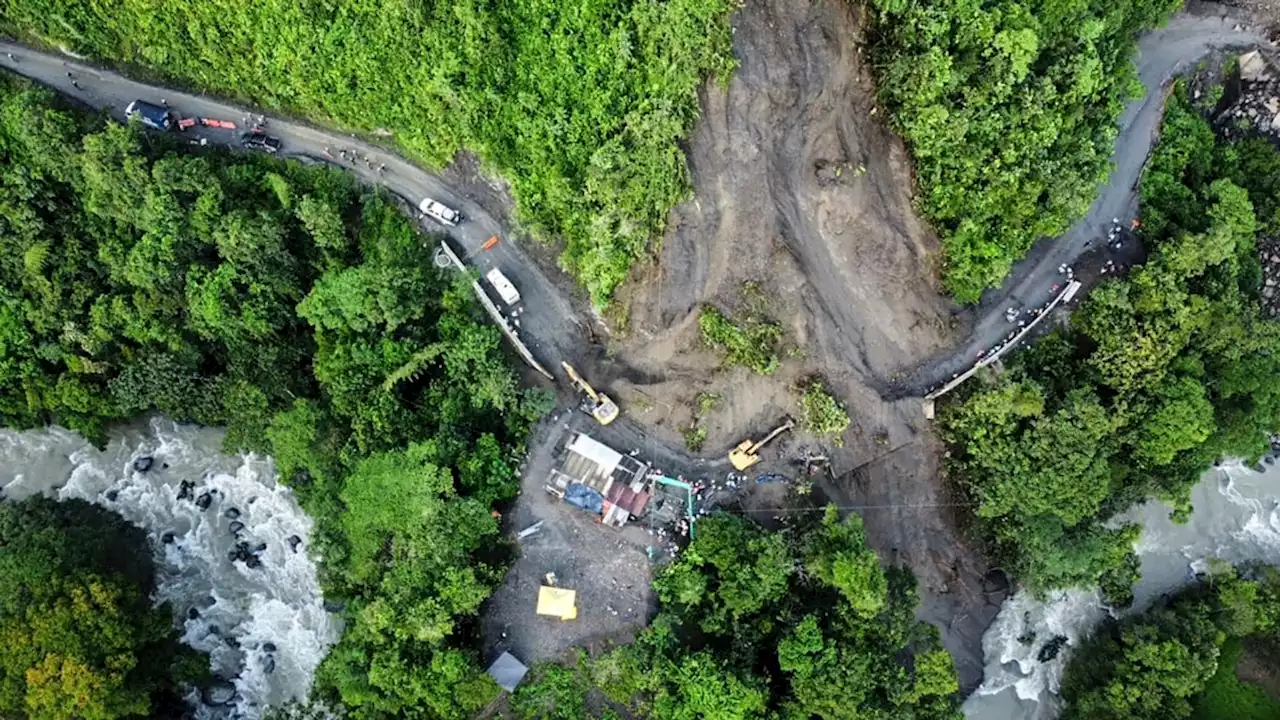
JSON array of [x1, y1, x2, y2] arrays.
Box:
[[729, 418, 794, 471], [562, 362, 619, 425]]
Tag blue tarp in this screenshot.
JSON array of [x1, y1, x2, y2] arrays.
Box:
[[564, 482, 604, 514]]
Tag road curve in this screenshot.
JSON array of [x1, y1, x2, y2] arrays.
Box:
[[0, 38, 595, 373], [0, 38, 732, 478], [900, 9, 1269, 396]]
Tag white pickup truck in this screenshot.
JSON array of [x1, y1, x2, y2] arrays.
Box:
[[486, 268, 521, 306]]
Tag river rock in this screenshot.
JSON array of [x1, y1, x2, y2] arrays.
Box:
[[104, 489, 118, 502], [132, 456, 154, 472], [244, 554, 262, 569], [224, 507, 240, 520], [187, 607, 200, 620], [262, 642, 277, 653], [196, 491, 213, 510], [229, 521, 245, 535], [177, 480, 195, 501], [161, 531, 175, 544], [202, 681, 236, 706], [263, 655, 276, 675], [287, 535, 302, 553]]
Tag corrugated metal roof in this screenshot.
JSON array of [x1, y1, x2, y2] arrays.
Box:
[[566, 434, 623, 476]]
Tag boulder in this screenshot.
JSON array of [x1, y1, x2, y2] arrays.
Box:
[[229, 521, 245, 535], [104, 490, 118, 502], [196, 492, 213, 511], [263, 656, 276, 675], [244, 554, 262, 569], [262, 642, 277, 653], [1241, 50, 1268, 83], [177, 480, 195, 502], [132, 456, 154, 473], [224, 507, 240, 520], [202, 681, 236, 706], [161, 532, 176, 544], [252, 542, 267, 554], [187, 607, 200, 620], [287, 535, 303, 553]]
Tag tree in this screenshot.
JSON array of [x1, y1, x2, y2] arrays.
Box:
[[0, 498, 203, 720]]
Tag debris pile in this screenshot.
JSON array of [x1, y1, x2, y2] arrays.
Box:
[[1217, 50, 1280, 140], [1261, 241, 1280, 317]]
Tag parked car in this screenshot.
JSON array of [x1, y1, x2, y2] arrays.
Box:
[[418, 198, 462, 226], [485, 268, 521, 306], [241, 133, 281, 153]]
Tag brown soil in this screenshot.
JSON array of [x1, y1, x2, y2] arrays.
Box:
[[603, 0, 999, 689], [1237, 638, 1280, 702]]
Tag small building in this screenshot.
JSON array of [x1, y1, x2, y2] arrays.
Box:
[[486, 651, 529, 693], [546, 433, 651, 527]]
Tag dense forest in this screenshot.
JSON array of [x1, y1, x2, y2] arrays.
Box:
[[1059, 565, 1280, 720], [0, 76, 550, 717], [509, 508, 962, 719], [0, 497, 205, 720], [0, 0, 737, 306], [939, 86, 1280, 600], [869, 0, 1181, 302]]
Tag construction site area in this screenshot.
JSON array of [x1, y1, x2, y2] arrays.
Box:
[[478, 378, 820, 670]]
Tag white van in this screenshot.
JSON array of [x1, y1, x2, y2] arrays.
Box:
[[486, 268, 521, 306]]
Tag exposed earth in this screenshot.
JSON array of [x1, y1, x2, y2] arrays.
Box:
[[0, 0, 1273, 700]]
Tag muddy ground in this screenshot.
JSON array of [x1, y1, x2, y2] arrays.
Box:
[[599, 0, 999, 689]]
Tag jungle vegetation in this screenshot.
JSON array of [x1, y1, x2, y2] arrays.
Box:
[[939, 87, 1280, 601], [0, 497, 206, 720], [511, 509, 962, 720], [0, 0, 739, 306], [869, 0, 1182, 302], [1060, 565, 1280, 720], [0, 77, 549, 718]]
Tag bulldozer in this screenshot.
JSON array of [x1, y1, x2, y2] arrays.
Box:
[[562, 362, 619, 425], [729, 418, 795, 471]]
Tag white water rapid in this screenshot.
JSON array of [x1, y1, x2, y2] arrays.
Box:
[[0, 417, 340, 719], [963, 457, 1280, 719]]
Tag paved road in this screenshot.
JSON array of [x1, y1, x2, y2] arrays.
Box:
[[900, 10, 1269, 396], [0, 39, 592, 375], [0, 9, 1267, 410], [0, 38, 730, 475]]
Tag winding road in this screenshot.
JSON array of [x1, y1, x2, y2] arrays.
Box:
[[900, 9, 1269, 396], [0, 8, 1267, 411], [0, 5, 1272, 715], [0, 37, 726, 481]]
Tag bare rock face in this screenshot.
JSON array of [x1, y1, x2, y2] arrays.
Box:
[[1259, 239, 1280, 317], [1215, 48, 1280, 140]]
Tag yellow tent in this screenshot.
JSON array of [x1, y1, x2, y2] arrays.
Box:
[[536, 586, 577, 620]]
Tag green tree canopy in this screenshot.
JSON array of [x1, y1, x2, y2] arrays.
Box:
[[0, 497, 205, 720]]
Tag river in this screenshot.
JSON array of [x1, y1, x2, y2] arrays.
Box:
[[0, 417, 339, 719], [963, 457, 1280, 719]]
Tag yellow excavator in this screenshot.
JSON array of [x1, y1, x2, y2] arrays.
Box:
[[729, 418, 794, 471], [562, 362, 620, 425]]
